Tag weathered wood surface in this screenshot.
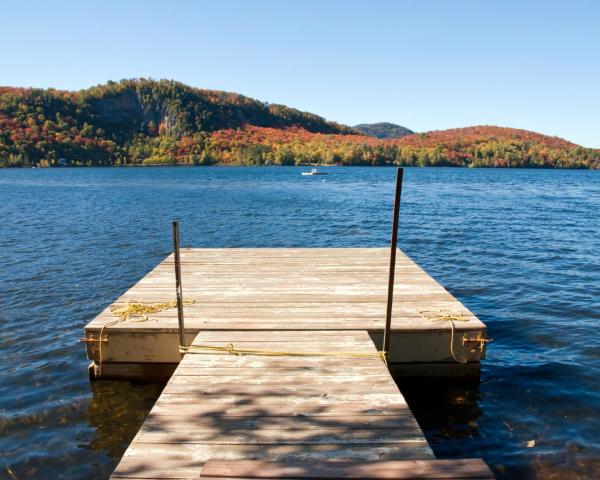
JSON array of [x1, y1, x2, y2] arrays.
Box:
[[85, 248, 487, 367], [199, 458, 495, 479], [111, 330, 434, 479], [87, 248, 482, 331]]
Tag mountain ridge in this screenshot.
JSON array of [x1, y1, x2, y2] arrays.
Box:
[[0, 79, 598, 168]]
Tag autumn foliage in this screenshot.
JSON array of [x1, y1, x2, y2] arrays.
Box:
[[0, 79, 598, 169]]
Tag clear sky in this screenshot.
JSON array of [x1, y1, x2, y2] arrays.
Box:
[[2, 0, 599, 147]]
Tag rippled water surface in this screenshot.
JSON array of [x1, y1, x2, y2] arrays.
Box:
[[1, 166, 599, 479]]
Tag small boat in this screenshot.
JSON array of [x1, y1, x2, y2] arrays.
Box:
[[301, 168, 327, 176]]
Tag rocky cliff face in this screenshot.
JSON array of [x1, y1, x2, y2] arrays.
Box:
[[76, 79, 351, 140], [353, 122, 414, 139], [90, 89, 180, 137]]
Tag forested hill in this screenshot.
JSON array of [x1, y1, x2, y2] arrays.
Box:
[[353, 122, 413, 139], [0, 79, 598, 168], [0, 79, 352, 166]]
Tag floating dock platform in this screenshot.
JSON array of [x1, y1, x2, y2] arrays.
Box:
[[85, 248, 487, 381], [84, 247, 493, 479]]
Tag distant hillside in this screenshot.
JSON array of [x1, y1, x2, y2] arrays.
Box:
[[353, 122, 413, 139], [393, 126, 599, 168], [0, 79, 598, 168], [207, 125, 599, 169], [0, 78, 352, 166]]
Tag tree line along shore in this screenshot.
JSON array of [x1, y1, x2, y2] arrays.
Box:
[[1, 79, 598, 169]]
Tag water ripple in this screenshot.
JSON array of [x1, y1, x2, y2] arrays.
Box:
[[1, 166, 599, 479]]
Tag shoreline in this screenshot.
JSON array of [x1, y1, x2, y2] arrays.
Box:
[[4, 163, 597, 171]]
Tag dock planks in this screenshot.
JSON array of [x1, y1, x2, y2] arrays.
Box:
[[91, 248, 494, 478], [85, 248, 487, 375], [111, 330, 434, 479]]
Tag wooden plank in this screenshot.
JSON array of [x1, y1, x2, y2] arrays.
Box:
[[153, 393, 409, 406], [149, 396, 413, 414], [161, 385, 398, 395], [199, 458, 495, 479], [87, 314, 481, 330], [160, 386, 401, 397], [185, 331, 378, 341], [149, 402, 413, 417], [178, 356, 385, 367], [140, 414, 421, 430], [110, 294, 460, 304], [111, 444, 435, 479], [167, 374, 394, 384], [86, 318, 483, 335], [134, 429, 428, 445], [173, 366, 388, 376]]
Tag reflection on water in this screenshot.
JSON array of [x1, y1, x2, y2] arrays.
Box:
[[1, 378, 162, 480], [398, 373, 600, 480], [86, 381, 163, 462], [1, 166, 599, 479]]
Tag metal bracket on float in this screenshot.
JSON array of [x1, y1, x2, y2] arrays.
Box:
[[79, 336, 109, 344], [462, 334, 493, 353]]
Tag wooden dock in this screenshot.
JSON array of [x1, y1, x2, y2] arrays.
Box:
[[84, 248, 487, 380], [84, 247, 493, 479]]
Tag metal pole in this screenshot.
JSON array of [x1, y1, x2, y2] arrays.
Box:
[[172, 221, 186, 349], [383, 167, 404, 356]]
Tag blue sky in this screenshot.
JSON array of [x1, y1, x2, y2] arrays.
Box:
[[2, 0, 599, 147]]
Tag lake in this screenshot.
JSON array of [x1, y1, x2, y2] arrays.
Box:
[[0, 166, 599, 479]]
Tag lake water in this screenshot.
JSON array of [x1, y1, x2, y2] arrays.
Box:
[[0, 166, 599, 479]]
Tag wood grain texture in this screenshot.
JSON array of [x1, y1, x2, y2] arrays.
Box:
[[199, 458, 495, 479], [110, 330, 435, 479]]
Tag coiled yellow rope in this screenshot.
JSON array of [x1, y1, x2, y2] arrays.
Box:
[[179, 343, 388, 365], [96, 299, 195, 375], [109, 299, 195, 321]]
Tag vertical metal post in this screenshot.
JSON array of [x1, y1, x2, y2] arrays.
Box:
[[383, 167, 404, 356], [172, 221, 186, 349]]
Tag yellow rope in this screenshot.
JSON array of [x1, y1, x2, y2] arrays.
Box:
[[96, 297, 387, 375], [96, 299, 195, 376], [419, 309, 471, 364], [180, 343, 388, 366], [95, 304, 476, 372], [95, 302, 485, 373]]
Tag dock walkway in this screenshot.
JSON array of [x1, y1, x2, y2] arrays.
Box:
[[112, 330, 434, 479]]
